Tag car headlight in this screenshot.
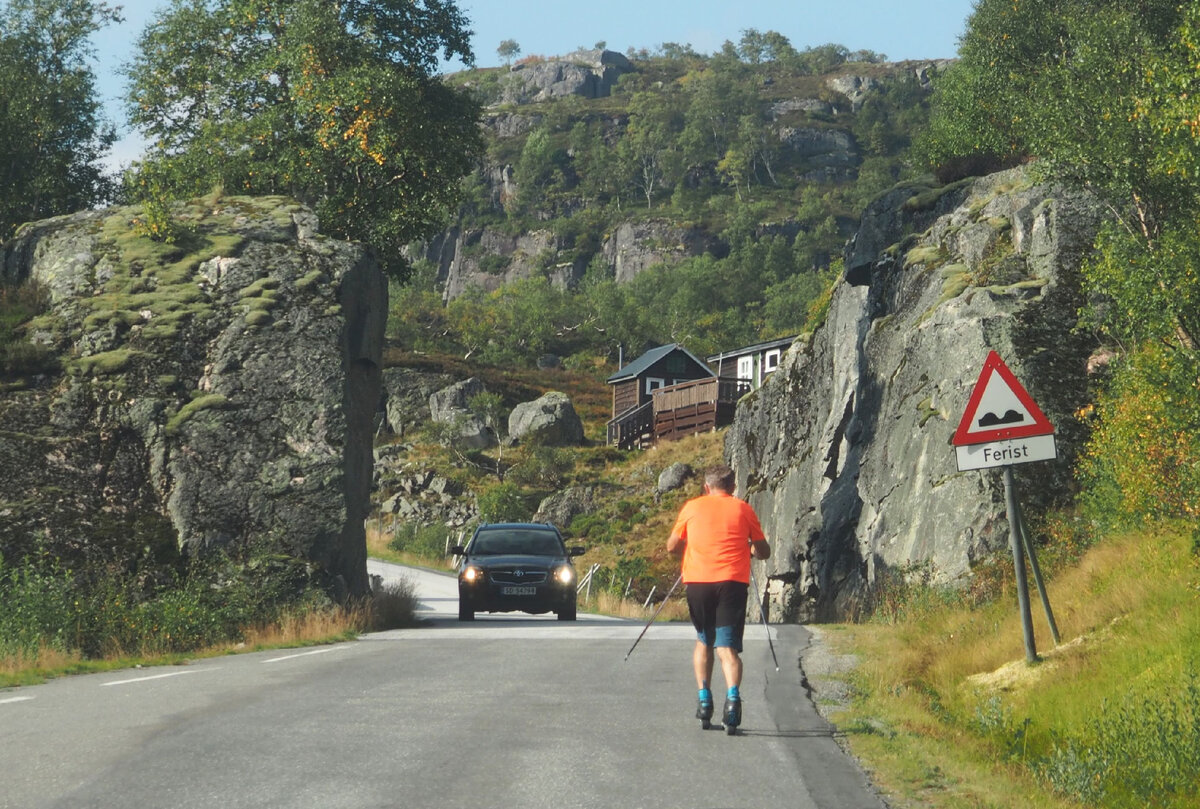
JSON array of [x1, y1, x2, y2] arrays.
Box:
[[461, 565, 484, 584], [554, 566, 575, 586]]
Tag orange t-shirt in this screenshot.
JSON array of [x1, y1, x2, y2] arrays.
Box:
[[671, 491, 765, 584]]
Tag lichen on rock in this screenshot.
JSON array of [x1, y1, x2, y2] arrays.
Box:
[[0, 194, 386, 599]]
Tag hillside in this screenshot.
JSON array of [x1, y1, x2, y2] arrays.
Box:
[[394, 44, 946, 367]]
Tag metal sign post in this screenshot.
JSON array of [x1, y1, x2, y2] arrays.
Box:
[[954, 351, 1059, 663], [1003, 466, 1039, 663]]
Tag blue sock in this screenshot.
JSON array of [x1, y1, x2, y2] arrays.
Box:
[[698, 687, 712, 703], [727, 685, 740, 701]]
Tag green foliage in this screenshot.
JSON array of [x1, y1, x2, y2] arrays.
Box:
[[0, 0, 118, 239], [1080, 344, 1200, 528], [387, 523, 453, 559], [496, 38, 520, 65], [507, 444, 575, 488], [0, 538, 326, 660], [124, 0, 483, 279], [475, 482, 530, 523], [1082, 225, 1200, 351], [1036, 671, 1200, 807]]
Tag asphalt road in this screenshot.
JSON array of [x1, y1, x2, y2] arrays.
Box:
[[0, 562, 884, 809]]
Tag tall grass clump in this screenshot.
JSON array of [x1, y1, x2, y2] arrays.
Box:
[[1037, 671, 1200, 807], [828, 525, 1200, 809], [0, 541, 352, 684]]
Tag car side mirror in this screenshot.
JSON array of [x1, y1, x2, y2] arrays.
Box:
[[568, 546, 585, 557], [450, 545, 467, 556]]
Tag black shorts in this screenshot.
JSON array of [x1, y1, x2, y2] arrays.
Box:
[[686, 581, 748, 651]]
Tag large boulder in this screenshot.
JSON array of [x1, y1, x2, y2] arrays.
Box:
[[508, 391, 584, 446], [533, 484, 622, 530], [380, 366, 457, 435], [0, 195, 386, 598], [429, 377, 493, 449], [727, 167, 1106, 621]]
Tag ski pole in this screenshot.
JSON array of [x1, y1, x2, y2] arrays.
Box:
[[750, 566, 779, 672], [624, 573, 683, 661]]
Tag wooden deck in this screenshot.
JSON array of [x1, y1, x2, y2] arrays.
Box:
[[607, 378, 749, 449]]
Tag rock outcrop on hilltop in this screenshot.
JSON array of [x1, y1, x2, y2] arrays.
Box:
[[500, 49, 635, 105], [728, 167, 1106, 621], [0, 196, 386, 599]]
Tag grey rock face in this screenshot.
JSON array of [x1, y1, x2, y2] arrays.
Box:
[[508, 391, 585, 446], [727, 167, 1105, 621], [429, 377, 486, 422], [533, 484, 620, 530], [0, 197, 386, 598], [602, 220, 722, 284], [825, 74, 879, 111], [657, 463, 694, 494], [770, 98, 834, 118], [437, 227, 576, 301], [381, 367, 457, 435], [500, 49, 634, 105], [429, 377, 493, 449]]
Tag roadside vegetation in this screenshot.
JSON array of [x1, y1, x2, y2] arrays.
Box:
[[3, 1, 1200, 803], [821, 521, 1198, 809], [0, 546, 420, 688], [816, 3, 1200, 805]]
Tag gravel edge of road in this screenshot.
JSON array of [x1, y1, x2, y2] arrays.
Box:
[[798, 624, 896, 809]]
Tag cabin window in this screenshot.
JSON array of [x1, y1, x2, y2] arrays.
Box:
[[645, 377, 665, 394], [665, 354, 686, 374], [737, 356, 753, 380], [764, 349, 781, 372]]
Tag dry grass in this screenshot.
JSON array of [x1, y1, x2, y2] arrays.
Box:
[[583, 588, 690, 621], [1, 644, 84, 682], [821, 525, 1200, 809]]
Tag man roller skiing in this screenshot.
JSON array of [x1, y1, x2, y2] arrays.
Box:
[[666, 464, 770, 733]]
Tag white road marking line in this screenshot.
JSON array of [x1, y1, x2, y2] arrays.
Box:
[[263, 647, 339, 664], [1, 695, 34, 705], [101, 669, 210, 687]]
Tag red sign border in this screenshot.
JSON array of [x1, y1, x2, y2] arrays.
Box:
[[953, 351, 1054, 446]]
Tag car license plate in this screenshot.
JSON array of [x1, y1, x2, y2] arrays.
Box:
[[501, 586, 536, 595]]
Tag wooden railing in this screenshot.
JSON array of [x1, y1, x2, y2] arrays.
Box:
[[652, 377, 748, 415], [608, 378, 751, 448], [606, 400, 654, 450]]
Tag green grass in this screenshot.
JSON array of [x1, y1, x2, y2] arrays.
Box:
[[821, 524, 1200, 809]]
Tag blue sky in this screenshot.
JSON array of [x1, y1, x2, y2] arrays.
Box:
[[94, 0, 977, 168]]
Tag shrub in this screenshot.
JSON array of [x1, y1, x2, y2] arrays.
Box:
[[388, 523, 453, 560], [0, 540, 328, 661], [507, 445, 575, 487], [476, 482, 531, 523], [1036, 672, 1200, 807], [1080, 343, 1200, 530]]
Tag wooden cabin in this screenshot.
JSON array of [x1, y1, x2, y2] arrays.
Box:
[[605, 344, 714, 448], [706, 335, 796, 391]]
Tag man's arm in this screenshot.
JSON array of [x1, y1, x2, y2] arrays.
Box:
[[666, 532, 686, 558], [750, 538, 771, 560]]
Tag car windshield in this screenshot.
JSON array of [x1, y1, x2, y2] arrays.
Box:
[[470, 530, 563, 556]]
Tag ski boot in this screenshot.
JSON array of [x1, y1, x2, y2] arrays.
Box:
[[696, 694, 715, 729], [723, 696, 742, 735]]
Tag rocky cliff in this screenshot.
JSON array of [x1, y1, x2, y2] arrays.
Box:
[[416, 59, 952, 301], [728, 167, 1105, 620], [0, 195, 386, 599]]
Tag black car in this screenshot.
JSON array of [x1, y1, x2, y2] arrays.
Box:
[[452, 523, 585, 621]]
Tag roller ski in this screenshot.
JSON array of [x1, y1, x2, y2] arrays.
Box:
[[696, 692, 714, 730], [723, 696, 742, 735]]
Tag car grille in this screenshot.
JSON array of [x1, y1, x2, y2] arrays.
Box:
[[489, 567, 548, 585]]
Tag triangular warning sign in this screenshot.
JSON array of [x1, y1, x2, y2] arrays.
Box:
[[953, 351, 1054, 446]]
